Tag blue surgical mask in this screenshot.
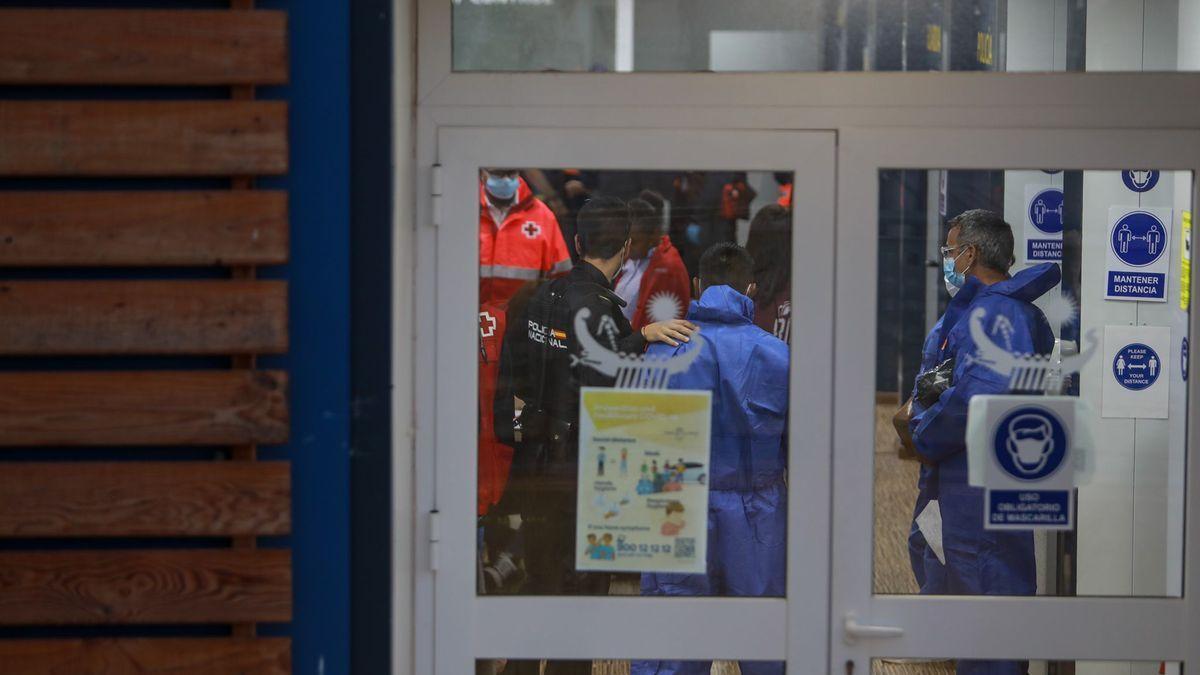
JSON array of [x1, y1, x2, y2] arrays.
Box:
[[485, 174, 519, 201], [943, 249, 967, 297]]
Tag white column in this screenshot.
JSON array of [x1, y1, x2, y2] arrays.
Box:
[[1180, 0, 1200, 68], [615, 0, 635, 72]]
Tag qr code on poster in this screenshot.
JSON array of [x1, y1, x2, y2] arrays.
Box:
[[674, 537, 695, 559]]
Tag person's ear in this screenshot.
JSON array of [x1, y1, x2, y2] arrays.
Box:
[[746, 282, 758, 299], [618, 238, 632, 264], [575, 234, 584, 257], [692, 278, 701, 298], [963, 244, 979, 272]]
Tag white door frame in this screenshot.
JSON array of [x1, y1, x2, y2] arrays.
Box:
[[426, 126, 835, 674], [397, 4, 1200, 673], [832, 126, 1200, 666]]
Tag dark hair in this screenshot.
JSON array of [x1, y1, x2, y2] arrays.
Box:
[[744, 204, 791, 303], [629, 198, 662, 237], [576, 196, 631, 259], [949, 208, 1015, 272], [698, 242, 755, 292]]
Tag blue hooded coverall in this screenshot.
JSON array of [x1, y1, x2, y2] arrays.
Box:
[[909, 263, 1059, 675], [908, 316, 949, 595], [632, 285, 789, 675]]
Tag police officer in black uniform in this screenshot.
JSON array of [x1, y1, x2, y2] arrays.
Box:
[[495, 196, 695, 675]]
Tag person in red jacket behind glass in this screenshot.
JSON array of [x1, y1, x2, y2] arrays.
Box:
[[479, 168, 572, 308], [615, 193, 692, 331], [477, 301, 512, 518], [774, 171, 794, 209], [477, 170, 570, 601]]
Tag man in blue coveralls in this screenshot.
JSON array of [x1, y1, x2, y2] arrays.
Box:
[[910, 210, 1059, 675], [633, 243, 789, 675]]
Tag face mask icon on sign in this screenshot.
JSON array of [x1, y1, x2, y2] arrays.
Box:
[[1005, 414, 1056, 475], [1129, 170, 1154, 189]]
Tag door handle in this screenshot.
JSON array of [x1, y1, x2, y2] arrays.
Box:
[[843, 614, 904, 644]]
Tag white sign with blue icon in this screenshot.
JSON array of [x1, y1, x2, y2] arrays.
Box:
[[1106, 206, 1173, 302], [1102, 325, 1171, 419], [966, 396, 1078, 531], [1023, 184, 1063, 263]]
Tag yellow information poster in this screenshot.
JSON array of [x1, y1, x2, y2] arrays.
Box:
[[575, 387, 711, 574], [1182, 210, 1192, 311]]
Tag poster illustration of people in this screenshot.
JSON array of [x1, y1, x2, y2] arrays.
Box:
[[575, 387, 712, 574]]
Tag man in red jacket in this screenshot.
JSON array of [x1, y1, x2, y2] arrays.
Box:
[[477, 169, 572, 511], [479, 169, 572, 308], [615, 196, 692, 331]]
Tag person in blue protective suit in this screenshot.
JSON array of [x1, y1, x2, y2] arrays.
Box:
[[633, 243, 789, 675], [905, 314, 949, 595], [910, 210, 1059, 675]]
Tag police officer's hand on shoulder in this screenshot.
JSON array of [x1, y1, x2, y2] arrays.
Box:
[[640, 319, 698, 348]]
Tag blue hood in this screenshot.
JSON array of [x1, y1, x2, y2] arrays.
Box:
[[977, 262, 1061, 303], [688, 285, 756, 326], [942, 263, 1060, 343]]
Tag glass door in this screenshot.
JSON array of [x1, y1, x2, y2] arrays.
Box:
[[430, 127, 836, 673], [832, 127, 1200, 674]]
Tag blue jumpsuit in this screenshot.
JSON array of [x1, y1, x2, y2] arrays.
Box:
[[909, 263, 1059, 675], [632, 285, 789, 675], [908, 317, 948, 595]]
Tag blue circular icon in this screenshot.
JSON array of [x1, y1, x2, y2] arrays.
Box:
[[1122, 170, 1160, 193], [1183, 337, 1189, 382], [1110, 212, 1167, 267], [1028, 188, 1064, 235], [1113, 343, 1161, 391], [993, 406, 1069, 482]]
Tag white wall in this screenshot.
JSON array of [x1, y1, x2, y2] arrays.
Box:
[[1079, 3, 1190, 675]]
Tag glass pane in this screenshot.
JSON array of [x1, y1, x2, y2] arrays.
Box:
[[453, 0, 1200, 73], [873, 169, 1192, 597], [476, 658, 786, 674], [871, 659, 1180, 675], [478, 169, 794, 598]]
